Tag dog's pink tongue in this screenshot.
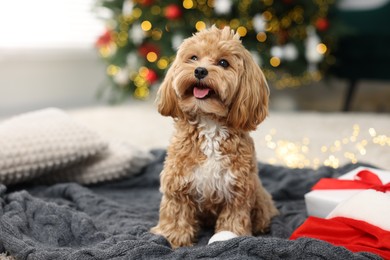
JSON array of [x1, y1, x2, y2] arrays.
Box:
[[193, 87, 210, 99]]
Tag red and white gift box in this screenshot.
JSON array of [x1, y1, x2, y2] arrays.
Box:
[[292, 189, 390, 259], [305, 166, 390, 218]]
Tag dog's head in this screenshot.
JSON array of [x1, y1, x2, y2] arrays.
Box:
[[156, 26, 269, 131]]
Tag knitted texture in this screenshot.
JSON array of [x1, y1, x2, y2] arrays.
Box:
[[0, 153, 380, 260], [0, 108, 108, 185], [38, 141, 154, 185]]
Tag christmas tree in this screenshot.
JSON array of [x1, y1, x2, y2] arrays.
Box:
[[95, 0, 339, 102]]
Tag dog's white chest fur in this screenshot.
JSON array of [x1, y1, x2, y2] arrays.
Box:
[[191, 118, 236, 203]]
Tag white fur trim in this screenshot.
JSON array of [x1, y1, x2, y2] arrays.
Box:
[[327, 189, 390, 231], [208, 231, 238, 244]]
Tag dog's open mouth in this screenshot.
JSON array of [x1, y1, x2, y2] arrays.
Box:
[[191, 83, 215, 99]]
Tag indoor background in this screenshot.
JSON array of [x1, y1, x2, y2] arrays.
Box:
[[0, 0, 389, 117]]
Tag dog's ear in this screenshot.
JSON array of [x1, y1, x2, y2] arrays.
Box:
[[227, 50, 269, 131], [155, 60, 183, 118]]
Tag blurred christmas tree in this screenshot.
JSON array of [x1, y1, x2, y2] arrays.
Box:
[[95, 0, 340, 102]]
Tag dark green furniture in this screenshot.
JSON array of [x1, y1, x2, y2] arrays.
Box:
[[331, 3, 390, 111]]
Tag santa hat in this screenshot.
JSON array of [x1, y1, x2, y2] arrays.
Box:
[[291, 189, 390, 259]]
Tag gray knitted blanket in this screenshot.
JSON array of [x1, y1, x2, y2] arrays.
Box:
[[0, 150, 381, 260]]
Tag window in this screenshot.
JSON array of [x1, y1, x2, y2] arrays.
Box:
[[0, 0, 105, 49]]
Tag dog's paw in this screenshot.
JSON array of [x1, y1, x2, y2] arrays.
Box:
[[150, 225, 194, 248], [208, 231, 238, 245]]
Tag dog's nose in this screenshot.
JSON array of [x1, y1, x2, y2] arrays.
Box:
[[194, 67, 208, 80]]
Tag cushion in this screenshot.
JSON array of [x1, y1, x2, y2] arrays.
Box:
[[39, 141, 154, 185], [0, 108, 108, 185]]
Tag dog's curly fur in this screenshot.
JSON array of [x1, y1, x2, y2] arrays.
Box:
[[151, 26, 278, 248]]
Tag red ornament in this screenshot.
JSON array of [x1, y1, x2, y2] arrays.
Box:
[[138, 0, 154, 6], [315, 18, 330, 31], [146, 69, 158, 84], [138, 43, 160, 57], [96, 29, 113, 47], [164, 4, 182, 20]]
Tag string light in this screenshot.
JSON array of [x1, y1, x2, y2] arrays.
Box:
[[132, 8, 142, 18], [119, 22, 129, 31], [151, 29, 163, 40], [106, 65, 120, 76], [133, 75, 147, 87], [99, 45, 116, 58], [229, 19, 240, 29], [183, 0, 194, 9], [262, 125, 390, 169], [146, 52, 158, 62], [256, 32, 267, 42], [151, 6, 161, 15], [236, 26, 247, 37], [262, 11, 272, 21], [141, 21, 152, 31], [116, 31, 128, 46], [195, 21, 206, 31], [134, 86, 149, 99], [264, 70, 322, 89], [157, 57, 169, 69], [138, 67, 149, 77], [270, 57, 281, 67], [316, 43, 327, 54]]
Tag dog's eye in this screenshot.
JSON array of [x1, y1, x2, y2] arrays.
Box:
[[190, 55, 198, 61], [218, 59, 229, 68]]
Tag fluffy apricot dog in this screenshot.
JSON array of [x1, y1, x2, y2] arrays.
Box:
[[151, 26, 278, 248]]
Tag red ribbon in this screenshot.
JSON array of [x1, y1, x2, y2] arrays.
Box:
[[312, 170, 390, 193]]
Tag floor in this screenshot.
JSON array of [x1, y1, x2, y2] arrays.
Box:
[[69, 104, 390, 170]]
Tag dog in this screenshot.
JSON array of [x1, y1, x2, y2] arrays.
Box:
[[151, 25, 278, 248]]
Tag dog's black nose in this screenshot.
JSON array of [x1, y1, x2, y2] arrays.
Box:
[[194, 67, 208, 80]]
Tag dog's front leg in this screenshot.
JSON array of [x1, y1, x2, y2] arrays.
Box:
[[151, 194, 198, 248], [214, 201, 252, 236]]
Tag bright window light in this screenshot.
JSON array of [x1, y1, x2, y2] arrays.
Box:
[[0, 0, 105, 49]]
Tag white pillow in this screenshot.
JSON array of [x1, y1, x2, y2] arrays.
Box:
[[0, 108, 108, 185], [40, 141, 154, 184]]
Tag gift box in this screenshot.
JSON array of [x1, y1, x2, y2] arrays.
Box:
[[292, 189, 390, 259], [304, 166, 390, 218]]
